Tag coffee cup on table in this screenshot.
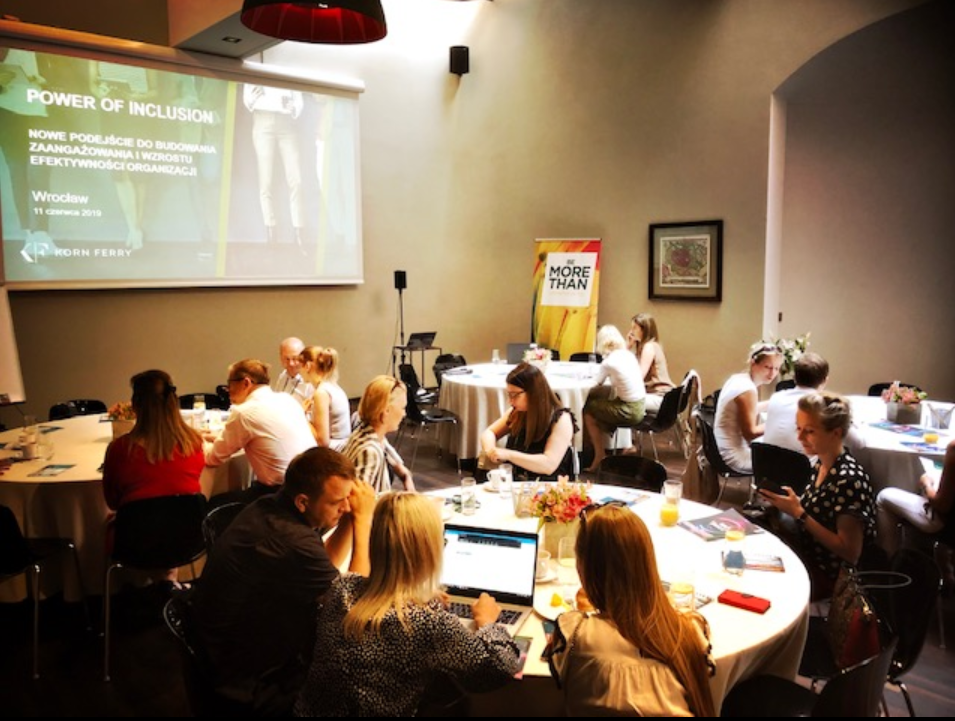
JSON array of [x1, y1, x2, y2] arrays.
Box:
[[536, 550, 551, 580]]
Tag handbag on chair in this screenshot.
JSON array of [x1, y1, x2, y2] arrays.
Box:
[[827, 564, 883, 669]]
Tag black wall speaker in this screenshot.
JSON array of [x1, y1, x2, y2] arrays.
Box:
[[394, 270, 407, 290], [450, 46, 469, 76]]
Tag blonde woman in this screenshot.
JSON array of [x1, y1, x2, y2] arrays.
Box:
[[294, 493, 520, 717], [548, 504, 715, 717], [299, 346, 351, 450], [341, 375, 412, 493], [627, 313, 675, 415]]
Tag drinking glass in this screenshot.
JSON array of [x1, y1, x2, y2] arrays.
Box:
[[557, 536, 578, 606], [723, 529, 746, 575], [460, 477, 477, 516]]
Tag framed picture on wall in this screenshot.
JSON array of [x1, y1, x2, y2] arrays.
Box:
[[649, 220, 723, 301]]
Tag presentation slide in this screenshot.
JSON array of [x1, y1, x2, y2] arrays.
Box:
[[0, 43, 362, 288]]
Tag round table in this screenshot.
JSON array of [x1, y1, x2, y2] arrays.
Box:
[[437, 362, 630, 460], [0, 414, 250, 602], [847, 395, 951, 493], [427, 482, 810, 714]]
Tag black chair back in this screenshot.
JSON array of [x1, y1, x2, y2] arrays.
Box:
[[694, 410, 746, 477], [868, 381, 925, 397], [0, 505, 33, 575], [776, 379, 797, 391], [881, 549, 940, 683], [812, 637, 898, 717], [568, 352, 602, 363], [112, 494, 208, 570], [48, 399, 107, 421], [202, 502, 247, 557], [752, 442, 812, 495], [596, 456, 667, 492], [640, 384, 683, 432], [179, 392, 225, 411], [432, 354, 467, 389]]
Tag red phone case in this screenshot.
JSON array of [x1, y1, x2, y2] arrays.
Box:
[[718, 589, 771, 614]]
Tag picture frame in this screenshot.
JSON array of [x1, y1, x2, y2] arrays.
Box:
[[649, 220, 723, 301]]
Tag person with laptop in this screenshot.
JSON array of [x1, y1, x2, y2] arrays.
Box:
[[480, 362, 578, 482], [294, 493, 521, 717], [546, 503, 715, 716]]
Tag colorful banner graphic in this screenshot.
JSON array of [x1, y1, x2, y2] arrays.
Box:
[[531, 238, 601, 360]]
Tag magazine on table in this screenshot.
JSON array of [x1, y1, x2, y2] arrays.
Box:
[[678, 507, 765, 541]]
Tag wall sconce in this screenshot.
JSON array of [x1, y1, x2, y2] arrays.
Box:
[[450, 46, 470, 76]]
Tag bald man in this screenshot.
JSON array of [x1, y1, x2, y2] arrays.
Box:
[[273, 336, 315, 406]]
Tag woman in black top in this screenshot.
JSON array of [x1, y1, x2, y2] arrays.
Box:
[[480, 362, 578, 481]]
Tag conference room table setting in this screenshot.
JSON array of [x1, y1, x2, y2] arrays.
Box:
[[437, 361, 632, 461], [847, 394, 952, 493], [0, 412, 250, 603], [426, 481, 810, 715]]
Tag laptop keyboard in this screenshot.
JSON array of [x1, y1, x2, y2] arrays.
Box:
[[449, 602, 522, 625]]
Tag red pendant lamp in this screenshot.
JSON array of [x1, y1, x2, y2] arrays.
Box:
[[240, 0, 387, 44]]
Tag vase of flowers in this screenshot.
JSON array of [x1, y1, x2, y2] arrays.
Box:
[[522, 344, 551, 372], [761, 332, 811, 379], [107, 401, 136, 439], [530, 477, 591, 557], [881, 382, 926, 425]]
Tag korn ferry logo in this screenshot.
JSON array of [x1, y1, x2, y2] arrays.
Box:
[[20, 233, 57, 264]]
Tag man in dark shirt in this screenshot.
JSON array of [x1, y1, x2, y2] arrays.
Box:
[[191, 446, 374, 715]]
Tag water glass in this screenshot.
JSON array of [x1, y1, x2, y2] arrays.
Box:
[[723, 529, 746, 575], [664, 479, 683, 505], [460, 477, 477, 516], [38, 439, 55, 460], [669, 578, 696, 613], [491, 348, 501, 364], [512, 482, 533, 518], [498, 463, 513, 499]]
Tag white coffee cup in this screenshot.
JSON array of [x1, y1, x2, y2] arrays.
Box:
[[21, 442, 39, 460], [536, 550, 552, 580], [487, 469, 503, 491]]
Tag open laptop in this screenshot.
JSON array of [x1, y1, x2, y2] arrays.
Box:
[[406, 331, 437, 350], [440, 524, 538, 636]]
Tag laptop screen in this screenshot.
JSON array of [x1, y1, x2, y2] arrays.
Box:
[[406, 332, 436, 349], [440, 524, 538, 605]]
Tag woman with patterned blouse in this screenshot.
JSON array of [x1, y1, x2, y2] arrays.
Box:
[[294, 493, 520, 717], [759, 392, 877, 599]]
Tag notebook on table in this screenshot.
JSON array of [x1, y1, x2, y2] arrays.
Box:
[[440, 524, 539, 636], [406, 331, 437, 349]]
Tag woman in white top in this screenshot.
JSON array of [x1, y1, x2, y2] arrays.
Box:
[[582, 325, 646, 472], [627, 313, 675, 415], [714, 341, 783, 473], [299, 346, 351, 450]]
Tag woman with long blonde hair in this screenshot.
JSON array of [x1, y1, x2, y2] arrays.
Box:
[[299, 345, 351, 449], [548, 504, 715, 716], [295, 493, 520, 717]]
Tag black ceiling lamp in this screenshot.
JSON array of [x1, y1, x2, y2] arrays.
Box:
[[240, 0, 387, 44]]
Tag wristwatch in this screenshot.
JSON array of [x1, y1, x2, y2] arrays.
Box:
[[795, 508, 808, 525]]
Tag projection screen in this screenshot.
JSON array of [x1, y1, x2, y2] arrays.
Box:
[[0, 21, 364, 289]]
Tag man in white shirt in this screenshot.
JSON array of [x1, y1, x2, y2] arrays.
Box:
[[206, 358, 317, 495], [762, 352, 829, 454], [273, 336, 314, 406]]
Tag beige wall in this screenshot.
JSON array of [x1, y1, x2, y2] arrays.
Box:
[[3, 0, 938, 427]]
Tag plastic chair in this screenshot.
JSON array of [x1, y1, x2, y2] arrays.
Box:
[[629, 384, 684, 461], [432, 353, 467, 390], [752, 442, 812, 496], [214, 384, 231, 410], [720, 636, 897, 717], [596, 455, 667, 492], [398, 363, 437, 406], [103, 493, 207, 681], [775, 378, 797, 391], [48, 399, 107, 421], [201, 501, 246, 557], [694, 409, 753, 507], [394, 389, 460, 475], [0, 505, 90, 679], [868, 382, 925, 397], [179, 392, 226, 411], [568, 352, 602, 363]]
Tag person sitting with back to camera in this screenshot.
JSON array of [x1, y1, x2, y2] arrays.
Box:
[[761, 352, 829, 455], [480, 362, 578, 482], [626, 312, 675, 416], [546, 502, 715, 716], [102, 369, 204, 587], [298, 346, 351, 450], [759, 392, 877, 600], [713, 341, 784, 474], [341, 375, 415, 493], [294, 492, 521, 717], [582, 324, 646, 472]]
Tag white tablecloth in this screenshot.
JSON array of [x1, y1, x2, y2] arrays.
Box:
[[847, 395, 951, 493], [0, 414, 250, 602], [437, 362, 629, 460], [427, 482, 810, 714]]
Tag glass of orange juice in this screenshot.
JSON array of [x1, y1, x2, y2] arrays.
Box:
[[660, 502, 680, 526], [924, 431, 940, 445]]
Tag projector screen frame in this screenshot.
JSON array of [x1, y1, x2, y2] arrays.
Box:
[[0, 19, 366, 291]]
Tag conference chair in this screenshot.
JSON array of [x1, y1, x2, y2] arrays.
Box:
[[595, 456, 667, 493], [568, 352, 602, 363], [628, 383, 686, 461], [432, 353, 467, 391], [868, 381, 925, 397], [103, 493, 207, 681], [0, 505, 90, 679], [394, 388, 461, 475], [398, 363, 437, 406], [775, 379, 797, 391], [694, 409, 754, 508], [178, 392, 226, 411], [720, 637, 897, 717], [48, 398, 107, 421], [201, 501, 246, 558]]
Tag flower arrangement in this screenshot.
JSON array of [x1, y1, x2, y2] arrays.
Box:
[[881, 382, 927, 407], [523, 344, 552, 366], [761, 332, 811, 378], [530, 477, 591, 530], [106, 401, 136, 421]]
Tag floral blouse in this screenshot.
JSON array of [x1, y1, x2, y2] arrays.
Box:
[[799, 450, 876, 581], [294, 574, 520, 717]]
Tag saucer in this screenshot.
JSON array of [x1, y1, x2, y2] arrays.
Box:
[[535, 568, 557, 584], [482, 483, 501, 493], [442, 505, 454, 521]]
